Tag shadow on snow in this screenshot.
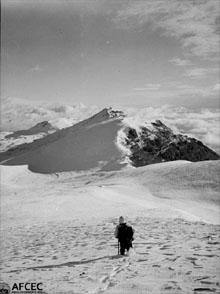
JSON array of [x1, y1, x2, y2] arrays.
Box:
[[7, 255, 124, 273]]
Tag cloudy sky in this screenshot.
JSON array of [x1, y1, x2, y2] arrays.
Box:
[[1, 0, 220, 152], [2, 0, 219, 109]]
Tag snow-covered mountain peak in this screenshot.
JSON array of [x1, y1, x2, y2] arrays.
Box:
[[0, 108, 219, 173], [5, 121, 57, 139], [89, 108, 126, 122]]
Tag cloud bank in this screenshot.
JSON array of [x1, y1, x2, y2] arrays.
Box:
[[1, 97, 100, 131], [1, 97, 219, 154], [123, 106, 220, 154]]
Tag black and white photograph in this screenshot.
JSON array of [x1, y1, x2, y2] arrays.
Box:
[[0, 0, 220, 293]]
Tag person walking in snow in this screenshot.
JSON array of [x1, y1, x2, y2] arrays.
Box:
[[115, 216, 134, 255]]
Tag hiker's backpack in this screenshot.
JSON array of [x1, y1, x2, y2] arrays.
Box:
[[118, 223, 134, 241]]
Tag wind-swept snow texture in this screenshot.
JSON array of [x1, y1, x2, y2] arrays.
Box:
[[1, 160, 220, 293]]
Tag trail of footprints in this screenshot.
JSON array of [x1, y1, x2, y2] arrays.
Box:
[[1, 217, 219, 293]]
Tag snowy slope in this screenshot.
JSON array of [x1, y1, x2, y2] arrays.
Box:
[[0, 108, 126, 173], [0, 120, 74, 152], [1, 160, 219, 293], [1, 160, 219, 226], [0, 108, 219, 173], [5, 121, 57, 139], [0, 132, 48, 152], [0, 121, 59, 153]]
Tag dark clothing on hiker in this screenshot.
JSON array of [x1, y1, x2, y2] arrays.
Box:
[[115, 222, 134, 255]]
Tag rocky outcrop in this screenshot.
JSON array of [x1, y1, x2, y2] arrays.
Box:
[[0, 109, 219, 173], [107, 108, 126, 119], [123, 120, 220, 167]]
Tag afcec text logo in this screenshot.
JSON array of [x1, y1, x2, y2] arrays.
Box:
[[11, 283, 43, 293], [0, 282, 45, 294], [0, 283, 10, 294]]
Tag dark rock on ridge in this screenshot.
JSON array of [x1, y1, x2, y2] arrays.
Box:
[[124, 120, 220, 167], [0, 109, 219, 173]]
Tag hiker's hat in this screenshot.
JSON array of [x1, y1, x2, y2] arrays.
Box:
[[119, 216, 124, 223]]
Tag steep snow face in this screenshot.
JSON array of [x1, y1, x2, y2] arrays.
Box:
[[0, 109, 121, 153], [0, 108, 219, 173], [115, 127, 133, 166], [0, 109, 127, 173]]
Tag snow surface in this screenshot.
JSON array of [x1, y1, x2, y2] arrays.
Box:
[[0, 109, 131, 173], [2, 109, 219, 174], [0, 132, 48, 152], [1, 160, 219, 293]]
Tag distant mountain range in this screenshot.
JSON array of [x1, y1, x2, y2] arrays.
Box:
[[0, 108, 219, 173]]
